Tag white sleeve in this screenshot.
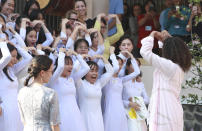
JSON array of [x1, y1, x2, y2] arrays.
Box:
[[14, 32, 26, 47], [110, 54, 119, 74], [49, 52, 58, 64], [71, 58, 80, 75], [97, 59, 105, 78], [140, 36, 177, 78], [20, 28, 26, 40], [10, 38, 17, 45], [0, 33, 7, 39], [60, 31, 67, 39], [6, 22, 15, 40], [72, 55, 90, 82], [0, 42, 11, 71], [96, 44, 105, 55], [121, 58, 140, 83], [66, 37, 74, 50], [85, 35, 92, 47], [36, 49, 45, 55], [99, 63, 114, 88], [12, 45, 32, 74], [47, 52, 65, 86], [42, 33, 54, 46]]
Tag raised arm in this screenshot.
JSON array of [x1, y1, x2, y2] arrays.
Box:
[[39, 21, 54, 46], [47, 49, 65, 86], [140, 31, 177, 78], [121, 52, 140, 82], [72, 54, 90, 81], [98, 56, 114, 87], [85, 32, 92, 47], [65, 25, 83, 50], [12, 44, 32, 74], [61, 18, 69, 39], [186, 11, 196, 32], [0, 41, 11, 71], [109, 46, 119, 73], [8, 26, 26, 47], [20, 18, 30, 40], [107, 14, 124, 44]]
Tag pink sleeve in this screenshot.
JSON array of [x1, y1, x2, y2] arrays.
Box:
[[140, 36, 177, 78]]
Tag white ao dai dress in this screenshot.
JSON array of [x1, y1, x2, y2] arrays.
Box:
[[48, 53, 89, 131], [0, 42, 32, 131], [76, 63, 114, 131], [103, 54, 140, 131], [123, 80, 149, 131]]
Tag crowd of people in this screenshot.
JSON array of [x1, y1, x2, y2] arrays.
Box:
[[122, 0, 202, 57], [0, 0, 197, 131]]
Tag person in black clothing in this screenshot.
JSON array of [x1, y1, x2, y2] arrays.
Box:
[[186, 2, 202, 43]]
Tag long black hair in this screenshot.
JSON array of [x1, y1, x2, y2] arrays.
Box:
[[114, 35, 135, 55], [23, 0, 40, 17], [29, 9, 44, 21], [0, 43, 17, 81], [25, 27, 37, 47]]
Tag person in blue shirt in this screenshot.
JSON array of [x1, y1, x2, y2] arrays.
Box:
[[108, 0, 124, 36], [159, 0, 173, 31], [163, 0, 191, 42]]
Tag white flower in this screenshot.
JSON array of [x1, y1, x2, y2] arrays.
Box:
[[192, 40, 200, 45], [187, 77, 192, 81]]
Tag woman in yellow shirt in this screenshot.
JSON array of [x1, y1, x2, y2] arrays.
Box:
[[94, 14, 124, 59]]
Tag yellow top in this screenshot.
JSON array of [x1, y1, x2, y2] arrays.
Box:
[[94, 20, 124, 59]]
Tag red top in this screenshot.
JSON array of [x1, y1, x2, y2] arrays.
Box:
[[137, 14, 159, 49]]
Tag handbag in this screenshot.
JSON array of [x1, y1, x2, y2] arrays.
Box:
[[126, 96, 148, 131]]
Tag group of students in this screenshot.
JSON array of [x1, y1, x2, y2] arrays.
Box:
[[0, 0, 193, 131]]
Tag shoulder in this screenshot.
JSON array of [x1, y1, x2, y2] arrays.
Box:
[[43, 85, 56, 94], [18, 86, 29, 99], [42, 86, 58, 101]]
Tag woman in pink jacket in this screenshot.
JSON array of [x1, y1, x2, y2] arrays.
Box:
[[140, 31, 191, 131]]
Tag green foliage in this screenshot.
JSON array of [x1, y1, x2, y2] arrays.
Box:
[[181, 1, 202, 105]]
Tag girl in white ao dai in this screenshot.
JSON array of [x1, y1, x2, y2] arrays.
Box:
[[76, 55, 114, 131], [47, 49, 89, 131], [103, 47, 140, 131]]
